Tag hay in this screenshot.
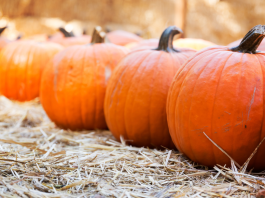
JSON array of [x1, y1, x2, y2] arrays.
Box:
[[0, 96, 263, 197]]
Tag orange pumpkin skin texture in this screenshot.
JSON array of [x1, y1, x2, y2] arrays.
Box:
[[167, 25, 265, 170], [107, 30, 143, 46], [104, 26, 195, 148], [0, 40, 63, 101], [173, 38, 215, 51], [40, 29, 128, 130]]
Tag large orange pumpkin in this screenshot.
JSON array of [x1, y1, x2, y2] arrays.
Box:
[[0, 40, 63, 101], [40, 27, 128, 130], [167, 25, 265, 170], [104, 26, 196, 148], [106, 30, 143, 46], [49, 28, 91, 47], [0, 26, 10, 50], [173, 38, 216, 51]]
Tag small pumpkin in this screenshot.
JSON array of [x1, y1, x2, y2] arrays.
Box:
[[167, 25, 265, 170], [104, 26, 196, 148], [173, 38, 215, 51], [106, 30, 143, 46], [49, 27, 91, 47], [0, 40, 63, 101], [0, 26, 10, 50], [40, 26, 128, 130]]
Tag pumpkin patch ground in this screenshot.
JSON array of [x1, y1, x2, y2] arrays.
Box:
[[0, 96, 264, 197]]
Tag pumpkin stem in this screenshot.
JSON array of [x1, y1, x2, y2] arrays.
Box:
[[91, 26, 105, 44], [156, 26, 183, 52], [58, 27, 75, 37], [0, 26, 7, 36], [230, 25, 265, 54]]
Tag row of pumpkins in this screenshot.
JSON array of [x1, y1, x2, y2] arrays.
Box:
[[0, 24, 265, 170]]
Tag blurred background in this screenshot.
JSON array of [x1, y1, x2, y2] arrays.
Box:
[[0, 0, 264, 45]]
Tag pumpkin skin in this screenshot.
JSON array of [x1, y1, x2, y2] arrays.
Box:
[[228, 39, 265, 51], [0, 40, 63, 101], [104, 26, 196, 148], [40, 28, 128, 130], [167, 25, 265, 170], [0, 38, 9, 51], [173, 38, 215, 51], [106, 30, 143, 46]]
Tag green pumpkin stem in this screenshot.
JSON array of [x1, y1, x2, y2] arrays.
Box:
[[91, 26, 105, 44], [230, 25, 265, 54], [0, 26, 7, 36], [58, 27, 75, 37], [156, 26, 183, 52]]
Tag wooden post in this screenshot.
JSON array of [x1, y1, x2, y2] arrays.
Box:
[[174, 0, 187, 38]]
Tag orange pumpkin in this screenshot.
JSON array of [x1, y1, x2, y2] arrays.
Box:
[[0, 26, 10, 50], [0, 40, 63, 101], [173, 38, 216, 51], [40, 27, 128, 130], [106, 30, 143, 46], [49, 28, 91, 47], [167, 25, 265, 170], [104, 26, 196, 148]]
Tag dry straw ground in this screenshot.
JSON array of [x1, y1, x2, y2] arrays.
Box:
[[0, 96, 263, 197]]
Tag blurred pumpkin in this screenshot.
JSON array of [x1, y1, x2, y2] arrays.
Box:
[[49, 27, 91, 47], [23, 34, 48, 42], [173, 38, 216, 51], [106, 30, 143, 46], [0, 40, 63, 101], [167, 25, 265, 170], [228, 38, 265, 51], [104, 26, 196, 148], [40, 26, 128, 130], [125, 38, 159, 50], [0, 26, 10, 50]]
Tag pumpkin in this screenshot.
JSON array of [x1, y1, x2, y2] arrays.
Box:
[[106, 30, 143, 46], [23, 34, 48, 42], [228, 38, 265, 51], [0, 40, 63, 101], [167, 25, 265, 170], [40, 26, 128, 130], [173, 38, 216, 51], [125, 39, 159, 51], [49, 27, 91, 47], [104, 26, 196, 148], [0, 26, 10, 50], [126, 38, 215, 52]]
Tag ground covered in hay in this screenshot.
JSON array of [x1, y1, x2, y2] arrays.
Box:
[[0, 96, 263, 197]]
